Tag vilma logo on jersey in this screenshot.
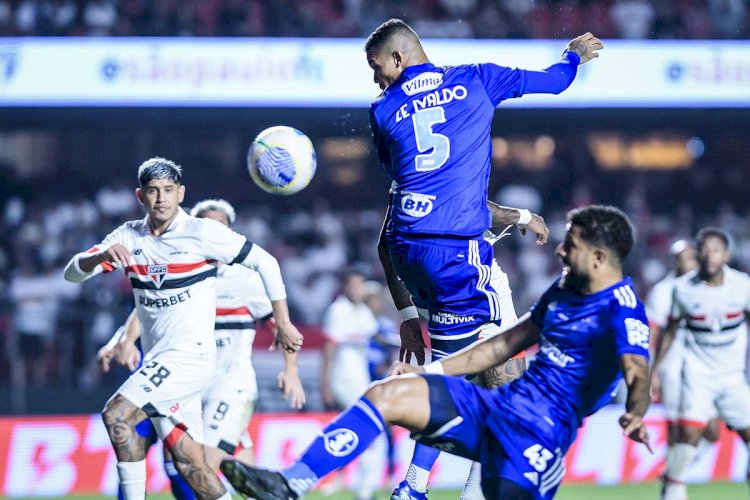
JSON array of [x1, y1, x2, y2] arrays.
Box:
[[323, 428, 359, 457]]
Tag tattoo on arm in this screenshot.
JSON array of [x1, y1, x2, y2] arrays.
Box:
[[567, 40, 587, 58], [479, 358, 526, 389], [487, 201, 522, 226]]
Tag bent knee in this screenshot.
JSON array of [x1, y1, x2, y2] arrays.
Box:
[[102, 394, 140, 427], [364, 375, 428, 422]]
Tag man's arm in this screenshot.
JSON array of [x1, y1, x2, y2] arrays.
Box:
[[114, 309, 142, 371], [378, 210, 426, 364], [522, 33, 603, 95], [278, 345, 306, 409], [619, 353, 653, 452], [64, 243, 132, 282], [487, 200, 548, 245], [237, 244, 302, 353], [394, 313, 539, 377]]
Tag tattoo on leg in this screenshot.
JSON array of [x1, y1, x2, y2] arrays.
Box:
[[102, 396, 147, 462], [479, 358, 526, 389], [172, 437, 226, 499]]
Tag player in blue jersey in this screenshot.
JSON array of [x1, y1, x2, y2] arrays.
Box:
[[366, 18, 600, 498], [219, 205, 653, 500]]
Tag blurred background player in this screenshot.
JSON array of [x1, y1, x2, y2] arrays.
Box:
[[64, 157, 303, 500], [365, 18, 599, 498], [219, 205, 653, 500], [320, 269, 381, 500], [656, 227, 750, 500], [648, 240, 720, 479]]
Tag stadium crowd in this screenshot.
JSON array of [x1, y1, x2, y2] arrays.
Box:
[[0, 0, 747, 39], [2, 175, 750, 390]]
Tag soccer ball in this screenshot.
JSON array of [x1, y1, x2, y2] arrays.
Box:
[[247, 126, 317, 195]]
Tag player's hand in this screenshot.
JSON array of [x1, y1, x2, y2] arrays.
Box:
[[390, 361, 424, 376], [619, 412, 653, 454], [275, 321, 304, 353], [649, 371, 662, 402], [114, 340, 141, 371], [97, 345, 116, 373], [399, 318, 426, 365], [565, 32, 604, 65], [277, 370, 306, 409], [102, 243, 134, 269], [518, 213, 549, 245]]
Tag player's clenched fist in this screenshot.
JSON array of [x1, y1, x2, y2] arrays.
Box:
[[275, 321, 304, 353], [390, 361, 424, 376], [565, 32, 604, 64]]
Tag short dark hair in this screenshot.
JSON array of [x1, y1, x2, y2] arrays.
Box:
[[137, 157, 183, 186], [364, 19, 416, 52], [567, 205, 635, 262], [695, 226, 730, 250]]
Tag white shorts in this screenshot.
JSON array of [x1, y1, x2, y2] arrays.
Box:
[[657, 333, 687, 421], [680, 366, 750, 430], [478, 261, 518, 340], [117, 350, 214, 447], [202, 361, 258, 453]]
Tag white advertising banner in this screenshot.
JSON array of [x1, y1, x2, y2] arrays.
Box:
[[0, 39, 748, 107]]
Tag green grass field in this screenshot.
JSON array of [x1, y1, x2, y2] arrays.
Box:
[[10, 482, 748, 500]]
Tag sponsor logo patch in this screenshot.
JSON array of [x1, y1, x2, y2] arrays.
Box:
[[324, 428, 359, 457], [401, 72, 443, 96]]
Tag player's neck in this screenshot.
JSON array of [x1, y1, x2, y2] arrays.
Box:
[[148, 213, 178, 236], [699, 268, 724, 287], [585, 270, 624, 295]]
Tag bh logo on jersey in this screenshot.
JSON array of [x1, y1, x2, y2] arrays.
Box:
[[323, 428, 359, 457], [147, 264, 167, 288], [400, 192, 434, 218]]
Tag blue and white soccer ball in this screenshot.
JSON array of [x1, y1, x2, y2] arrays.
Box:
[[247, 126, 317, 195]]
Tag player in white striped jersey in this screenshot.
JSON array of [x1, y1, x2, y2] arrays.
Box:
[[64, 158, 303, 500], [656, 228, 750, 500]]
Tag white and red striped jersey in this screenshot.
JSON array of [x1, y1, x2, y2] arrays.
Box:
[[671, 266, 750, 374], [84, 209, 252, 359], [213, 264, 273, 380]]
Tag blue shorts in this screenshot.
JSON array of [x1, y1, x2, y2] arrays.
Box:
[[412, 375, 575, 500], [136, 418, 158, 444], [387, 233, 502, 339]]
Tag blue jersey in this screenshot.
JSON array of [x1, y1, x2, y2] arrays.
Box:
[[371, 62, 553, 237], [518, 276, 650, 431]]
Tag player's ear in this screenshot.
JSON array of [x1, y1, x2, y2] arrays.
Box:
[[135, 188, 145, 204], [392, 51, 403, 68], [592, 247, 607, 269], [178, 184, 185, 203]]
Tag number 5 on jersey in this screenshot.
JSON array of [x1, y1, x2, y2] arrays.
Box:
[[412, 107, 450, 171]]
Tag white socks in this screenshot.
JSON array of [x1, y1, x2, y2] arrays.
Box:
[[116, 460, 146, 500], [459, 461, 485, 500], [661, 443, 697, 500], [405, 464, 431, 493]]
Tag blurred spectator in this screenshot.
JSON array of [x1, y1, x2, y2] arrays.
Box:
[[0, 0, 746, 39]]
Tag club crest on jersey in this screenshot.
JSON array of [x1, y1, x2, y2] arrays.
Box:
[[147, 264, 168, 288], [402, 72, 443, 96], [323, 428, 359, 457]]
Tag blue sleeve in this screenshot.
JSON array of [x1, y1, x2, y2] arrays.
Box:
[[476, 63, 525, 105], [530, 280, 560, 328], [523, 51, 580, 95], [611, 301, 651, 359], [369, 105, 390, 166]]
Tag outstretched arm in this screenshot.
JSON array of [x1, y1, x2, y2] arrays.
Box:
[[523, 33, 604, 95], [619, 353, 653, 453], [393, 313, 539, 377]]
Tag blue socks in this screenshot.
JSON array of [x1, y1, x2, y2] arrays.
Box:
[[282, 397, 385, 496], [411, 442, 440, 472], [164, 460, 196, 500]]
